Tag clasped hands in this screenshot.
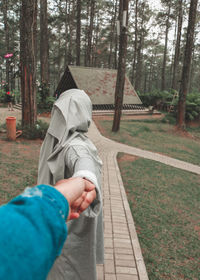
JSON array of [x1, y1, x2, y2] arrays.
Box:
[[55, 177, 96, 220]]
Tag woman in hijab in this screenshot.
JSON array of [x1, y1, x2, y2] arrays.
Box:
[[38, 89, 104, 280]]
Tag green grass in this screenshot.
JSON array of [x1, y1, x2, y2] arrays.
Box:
[[0, 139, 40, 204], [117, 153, 200, 280], [96, 119, 200, 165]]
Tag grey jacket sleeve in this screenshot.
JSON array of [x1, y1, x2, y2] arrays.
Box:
[[65, 145, 102, 217]]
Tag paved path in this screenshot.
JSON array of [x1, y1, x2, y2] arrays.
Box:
[[87, 121, 200, 280]]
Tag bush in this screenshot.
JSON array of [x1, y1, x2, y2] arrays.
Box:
[[13, 89, 21, 104], [161, 113, 176, 125], [139, 90, 200, 122], [138, 90, 174, 110], [37, 82, 55, 112], [37, 95, 55, 112], [17, 120, 49, 140], [0, 89, 6, 103], [172, 92, 200, 121], [0, 88, 21, 104]]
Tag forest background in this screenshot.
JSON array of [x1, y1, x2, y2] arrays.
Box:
[[0, 0, 200, 124]]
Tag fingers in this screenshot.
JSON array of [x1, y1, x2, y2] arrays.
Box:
[[68, 212, 80, 221], [78, 189, 96, 213], [71, 192, 86, 209], [84, 179, 96, 192]]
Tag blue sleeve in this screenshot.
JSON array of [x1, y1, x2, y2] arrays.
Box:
[[0, 184, 69, 280]]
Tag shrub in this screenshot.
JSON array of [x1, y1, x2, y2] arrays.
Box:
[[0, 89, 6, 103], [17, 120, 49, 140], [161, 113, 176, 125], [37, 82, 55, 112], [172, 92, 200, 121], [138, 90, 174, 110]]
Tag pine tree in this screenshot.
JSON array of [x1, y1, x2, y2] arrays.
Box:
[[20, 0, 37, 126]]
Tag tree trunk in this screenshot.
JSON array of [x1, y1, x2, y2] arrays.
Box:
[[76, 0, 81, 66], [114, 27, 118, 69], [161, 2, 171, 91], [65, 0, 69, 65], [20, 0, 37, 126], [2, 0, 10, 88], [65, 0, 74, 65], [93, 10, 100, 67], [68, 0, 75, 64], [135, 1, 145, 92], [86, 0, 95, 66], [177, 0, 198, 129], [172, 0, 183, 90], [135, 35, 143, 91], [40, 0, 49, 86], [131, 0, 138, 86], [108, 0, 118, 68], [84, 1, 90, 66], [112, 0, 129, 132]]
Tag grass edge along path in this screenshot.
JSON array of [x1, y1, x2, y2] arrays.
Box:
[[117, 152, 200, 280], [94, 119, 200, 166]]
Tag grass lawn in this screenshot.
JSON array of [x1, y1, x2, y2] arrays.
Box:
[[0, 138, 41, 204], [95, 119, 200, 166], [117, 153, 200, 280]]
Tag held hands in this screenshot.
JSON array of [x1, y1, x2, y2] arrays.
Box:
[[55, 178, 96, 220]]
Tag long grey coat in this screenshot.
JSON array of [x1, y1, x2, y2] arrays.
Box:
[[37, 89, 104, 280]]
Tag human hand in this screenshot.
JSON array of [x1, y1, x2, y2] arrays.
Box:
[[77, 189, 96, 214], [55, 177, 95, 220]]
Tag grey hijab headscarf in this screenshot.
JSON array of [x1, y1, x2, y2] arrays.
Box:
[[38, 88, 102, 186]]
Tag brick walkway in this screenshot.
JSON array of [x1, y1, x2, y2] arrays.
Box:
[[87, 120, 200, 280]]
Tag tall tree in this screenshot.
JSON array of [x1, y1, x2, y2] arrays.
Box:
[[172, 0, 183, 90], [40, 0, 49, 86], [20, 0, 37, 126], [108, 0, 118, 68], [160, 0, 173, 91], [131, 0, 138, 86], [177, 0, 198, 129], [112, 0, 129, 132], [85, 0, 95, 66], [2, 0, 10, 88], [76, 0, 81, 65], [133, 1, 152, 92]]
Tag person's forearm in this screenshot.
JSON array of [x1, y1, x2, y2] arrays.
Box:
[[0, 185, 69, 280]]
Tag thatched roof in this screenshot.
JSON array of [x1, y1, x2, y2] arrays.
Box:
[[55, 66, 142, 105]]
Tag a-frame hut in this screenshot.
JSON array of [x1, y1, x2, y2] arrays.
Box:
[[55, 66, 143, 110]]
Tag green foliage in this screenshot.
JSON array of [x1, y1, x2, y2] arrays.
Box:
[[0, 89, 6, 103], [138, 90, 174, 109], [186, 92, 200, 120], [37, 82, 55, 112], [161, 113, 176, 125], [0, 88, 20, 104], [17, 120, 49, 140], [12, 89, 21, 104], [139, 91, 200, 121], [171, 92, 200, 121]]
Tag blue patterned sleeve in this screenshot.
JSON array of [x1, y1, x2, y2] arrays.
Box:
[[0, 184, 69, 280]]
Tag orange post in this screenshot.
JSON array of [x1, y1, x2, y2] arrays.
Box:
[[6, 117, 17, 141]]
